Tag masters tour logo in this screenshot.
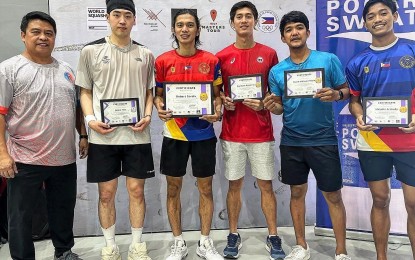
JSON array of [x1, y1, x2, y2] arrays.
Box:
[[256, 10, 279, 33]]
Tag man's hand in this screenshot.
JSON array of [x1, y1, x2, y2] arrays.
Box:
[[314, 88, 340, 102], [129, 116, 151, 132], [79, 138, 88, 159], [88, 120, 116, 135], [399, 115, 415, 133], [355, 115, 379, 131], [0, 153, 17, 178], [221, 93, 236, 111], [242, 98, 264, 111]]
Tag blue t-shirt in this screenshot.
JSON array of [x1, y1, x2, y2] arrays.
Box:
[[269, 50, 346, 146]]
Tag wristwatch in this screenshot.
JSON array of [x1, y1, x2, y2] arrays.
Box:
[[79, 135, 88, 140], [337, 90, 344, 101]]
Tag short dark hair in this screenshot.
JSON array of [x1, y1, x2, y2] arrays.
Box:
[[229, 1, 258, 22], [171, 9, 201, 49], [279, 11, 309, 35], [20, 11, 57, 34], [363, 0, 397, 21]]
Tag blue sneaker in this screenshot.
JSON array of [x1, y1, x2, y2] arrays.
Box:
[[265, 236, 286, 260], [223, 233, 242, 259]]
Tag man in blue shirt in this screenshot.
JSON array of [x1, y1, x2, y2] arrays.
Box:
[[264, 11, 350, 260]]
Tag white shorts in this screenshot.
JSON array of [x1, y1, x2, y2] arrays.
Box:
[[221, 140, 276, 181]]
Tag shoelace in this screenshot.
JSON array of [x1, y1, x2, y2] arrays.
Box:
[[227, 234, 238, 248], [289, 245, 306, 257], [269, 236, 282, 250], [204, 239, 219, 254], [171, 241, 185, 256]]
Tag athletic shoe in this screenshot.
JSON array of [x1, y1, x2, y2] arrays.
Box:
[[335, 254, 351, 260], [196, 237, 224, 260], [265, 236, 286, 260], [101, 245, 121, 260], [54, 250, 82, 260], [166, 239, 188, 260], [128, 242, 152, 260], [223, 233, 242, 259], [284, 243, 310, 260]]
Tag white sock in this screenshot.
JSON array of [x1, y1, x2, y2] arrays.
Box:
[[131, 227, 143, 244], [200, 234, 209, 244], [102, 224, 116, 247], [174, 234, 184, 241]]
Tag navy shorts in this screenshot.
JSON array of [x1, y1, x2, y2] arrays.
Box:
[[87, 143, 155, 183], [280, 145, 343, 192], [358, 151, 415, 186], [160, 137, 217, 178]]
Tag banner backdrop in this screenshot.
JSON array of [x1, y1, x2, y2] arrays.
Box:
[[316, 0, 415, 236], [49, 0, 318, 236]]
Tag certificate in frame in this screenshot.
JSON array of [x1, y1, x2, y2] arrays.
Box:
[[363, 97, 411, 127], [100, 98, 140, 127], [163, 82, 214, 117], [284, 68, 325, 98], [228, 74, 264, 101]]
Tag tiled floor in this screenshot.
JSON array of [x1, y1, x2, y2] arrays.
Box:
[[0, 226, 412, 259]]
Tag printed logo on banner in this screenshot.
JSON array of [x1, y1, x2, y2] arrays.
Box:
[[142, 9, 166, 31], [256, 10, 279, 33], [201, 9, 226, 33], [87, 7, 107, 31]]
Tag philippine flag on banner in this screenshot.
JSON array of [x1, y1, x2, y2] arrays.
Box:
[[261, 17, 274, 24]]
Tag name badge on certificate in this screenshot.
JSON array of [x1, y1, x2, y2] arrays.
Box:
[[363, 97, 411, 127], [228, 74, 263, 101], [100, 98, 140, 127], [163, 82, 214, 117], [284, 68, 325, 98]]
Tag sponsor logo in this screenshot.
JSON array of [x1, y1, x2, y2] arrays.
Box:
[[135, 57, 142, 62], [257, 56, 264, 63], [256, 10, 279, 33], [210, 9, 217, 22], [230, 57, 235, 64], [400, 55, 415, 69], [102, 56, 110, 64], [142, 9, 166, 31], [198, 63, 210, 74], [201, 9, 226, 33]]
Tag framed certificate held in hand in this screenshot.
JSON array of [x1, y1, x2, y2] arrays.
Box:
[[100, 98, 140, 127], [284, 68, 325, 98], [163, 82, 214, 117], [228, 74, 263, 101], [363, 97, 411, 127]]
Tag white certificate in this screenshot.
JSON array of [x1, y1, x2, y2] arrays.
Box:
[[164, 82, 214, 117], [284, 68, 325, 98], [363, 97, 411, 127], [100, 98, 140, 126], [228, 74, 263, 101]]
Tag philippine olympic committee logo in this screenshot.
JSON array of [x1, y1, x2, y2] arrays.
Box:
[[399, 55, 415, 69], [256, 10, 279, 33]]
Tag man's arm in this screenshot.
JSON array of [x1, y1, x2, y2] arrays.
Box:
[[349, 95, 378, 131], [80, 87, 115, 134], [129, 88, 153, 132], [0, 115, 17, 178], [75, 105, 88, 159]]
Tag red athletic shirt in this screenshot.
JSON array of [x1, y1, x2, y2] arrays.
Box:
[[216, 43, 278, 142]]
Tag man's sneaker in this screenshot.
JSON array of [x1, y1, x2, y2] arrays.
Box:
[[166, 239, 188, 260], [223, 233, 242, 259], [128, 242, 152, 260], [101, 245, 121, 260], [265, 236, 286, 260], [54, 250, 82, 260], [284, 243, 310, 260], [196, 237, 224, 260], [335, 254, 351, 260]]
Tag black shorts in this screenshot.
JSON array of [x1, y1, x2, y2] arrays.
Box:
[[280, 145, 342, 192], [160, 137, 217, 178], [87, 143, 155, 183], [358, 150, 415, 186]]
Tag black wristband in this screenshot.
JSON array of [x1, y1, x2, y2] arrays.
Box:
[[79, 135, 88, 139]]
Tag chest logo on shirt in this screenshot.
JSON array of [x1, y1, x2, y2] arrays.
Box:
[[380, 61, 390, 68], [400, 55, 415, 69], [230, 57, 235, 64], [135, 57, 142, 62], [364, 66, 370, 73], [171, 67, 175, 73], [102, 56, 110, 64], [257, 56, 264, 63], [198, 63, 210, 74], [64, 72, 75, 84]]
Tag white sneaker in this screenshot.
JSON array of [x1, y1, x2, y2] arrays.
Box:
[[335, 254, 351, 260], [166, 240, 188, 260], [101, 245, 121, 260], [284, 243, 310, 260], [128, 242, 152, 260], [196, 237, 224, 260]]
